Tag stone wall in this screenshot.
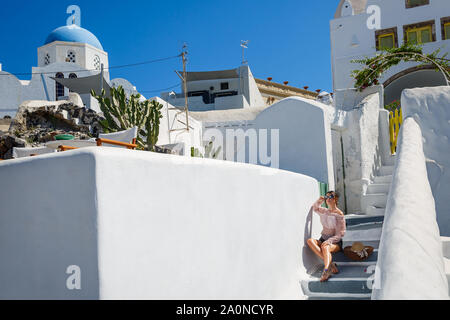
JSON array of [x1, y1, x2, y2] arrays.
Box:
[[0, 95, 104, 159]]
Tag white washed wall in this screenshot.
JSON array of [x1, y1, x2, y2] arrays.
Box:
[[335, 93, 382, 214], [373, 118, 448, 300], [331, 0, 450, 91], [402, 86, 450, 236], [0, 147, 322, 299]]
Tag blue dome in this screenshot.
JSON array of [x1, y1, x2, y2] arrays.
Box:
[[44, 25, 103, 50]]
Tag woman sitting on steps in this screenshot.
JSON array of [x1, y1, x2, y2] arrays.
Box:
[[307, 191, 346, 282]]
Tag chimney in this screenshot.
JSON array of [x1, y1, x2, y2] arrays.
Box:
[[303, 86, 309, 90], [267, 77, 273, 81], [283, 81, 289, 86], [316, 89, 321, 93]]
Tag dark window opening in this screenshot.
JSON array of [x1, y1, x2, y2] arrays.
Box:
[[55, 72, 65, 99], [441, 17, 450, 40], [188, 91, 211, 104], [405, 0, 430, 8], [404, 20, 436, 44], [187, 90, 239, 104], [68, 73, 77, 93], [375, 27, 398, 51], [220, 82, 229, 90], [214, 91, 238, 99]]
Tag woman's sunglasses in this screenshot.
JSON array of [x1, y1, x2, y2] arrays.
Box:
[[324, 195, 335, 200]]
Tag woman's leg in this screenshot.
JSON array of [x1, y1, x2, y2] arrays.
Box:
[[321, 242, 341, 270], [320, 243, 341, 282], [307, 239, 324, 260]]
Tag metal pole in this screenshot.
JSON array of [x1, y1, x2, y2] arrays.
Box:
[[100, 63, 104, 94], [167, 99, 172, 144], [182, 50, 189, 132]]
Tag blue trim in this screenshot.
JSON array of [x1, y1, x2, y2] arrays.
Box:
[[41, 74, 50, 101]]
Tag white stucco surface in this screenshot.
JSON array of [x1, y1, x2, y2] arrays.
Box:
[[0, 147, 322, 299], [154, 97, 203, 154], [330, 0, 450, 93], [331, 92, 383, 214], [161, 66, 265, 112], [195, 97, 335, 188], [402, 86, 450, 236], [0, 151, 99, 299], [373, 118, 449, 300]]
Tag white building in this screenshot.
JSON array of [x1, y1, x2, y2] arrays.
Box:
[[0, 23, 139, 118], [331, 0, 450, 105], [161, 66, 266, 111]]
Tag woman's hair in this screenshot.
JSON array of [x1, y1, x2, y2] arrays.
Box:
[[326, 191, 339, 205]]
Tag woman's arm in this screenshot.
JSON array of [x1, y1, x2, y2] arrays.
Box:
[[313, 198, 343, 217], [312, 198, 328, 215]]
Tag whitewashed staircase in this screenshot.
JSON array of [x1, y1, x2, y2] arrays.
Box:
[[302, 223, 382, 300], [362, 164, 395, 216], [302, 159, 396, 300]]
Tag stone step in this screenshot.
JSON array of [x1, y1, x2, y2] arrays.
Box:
[[361, 193, 388, 209], [302, 266, 373, 295], [345, 214, 384, 227], [374, 175, 393, 184], [366, 206, 385, 216], [367, 183, 390, 195], [379, 165, 395, 176], [384, 155, 396, 167], [344, 224, 383, 242], [333, 250, 378, 263], [307, 294, 372, 300], [343, 240, 380, 249], [347, 222, 383, 233]]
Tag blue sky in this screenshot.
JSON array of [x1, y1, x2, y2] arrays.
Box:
[[0, 0, 336, 95]]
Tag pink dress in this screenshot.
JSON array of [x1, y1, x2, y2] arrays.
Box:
[[312, 199, 346, 245]]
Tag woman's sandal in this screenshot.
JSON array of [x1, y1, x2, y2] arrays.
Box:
[[331, 262, 339, 274], [320, 268, 332, 282]]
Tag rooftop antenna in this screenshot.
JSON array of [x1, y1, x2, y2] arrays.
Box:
[[241, 40, 249, 65]]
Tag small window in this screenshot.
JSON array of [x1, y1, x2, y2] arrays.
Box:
[[55, 73, 65, 99], [44, 53, 50, 66], [220, 82, 229, 90], [66, 51, 76, 63], [405, 0, 430, 9], [445, 23, 450, 40], [94, 55, 101, 70], [442, 18, 450, 40], [404, 21, 435, 44], [406, 25, 433, 44], [375, 28, 398, 51], [379, 33, 395, 50], [68, 74, 77, 92]]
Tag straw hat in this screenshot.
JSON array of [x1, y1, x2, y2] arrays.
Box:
[[343, 242, 374, 261]]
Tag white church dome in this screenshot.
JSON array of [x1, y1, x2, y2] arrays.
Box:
[[44, 24, 104, 51]]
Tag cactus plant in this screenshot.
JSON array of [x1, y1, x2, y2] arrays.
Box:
[[191, 141, 222, 160], [91, 86, 163, 151]]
